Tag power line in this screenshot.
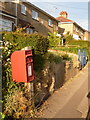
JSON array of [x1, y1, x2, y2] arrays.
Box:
[[44, 2, 88, 11], [31, 2, 88, 18]]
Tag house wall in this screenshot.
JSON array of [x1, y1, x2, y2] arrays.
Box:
[[84, 32, 90, 41], [0, 2, 58, 35], [59, 22, 85, 40], [0, 2, 16, 31], [17, 2, 58, 36], [59, 23, 73, 35], [73, 24, 85, 40], [84, 32, 88, 41], [0, 2, 16, 16]]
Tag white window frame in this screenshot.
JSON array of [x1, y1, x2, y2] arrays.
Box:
[[48, 19, 53, 27], [0, 18, 13, 32], [21, 4, 26, 15], [32, 10, 39, 21]]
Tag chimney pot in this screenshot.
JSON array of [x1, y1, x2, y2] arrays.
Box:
[[60, 11, 68, 18]]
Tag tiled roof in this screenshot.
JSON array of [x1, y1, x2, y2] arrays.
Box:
[[56, 16, 85, 32], [56, 16, 73, 22], [85, 30, 90, 33]]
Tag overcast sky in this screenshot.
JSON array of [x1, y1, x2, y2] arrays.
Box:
[[27, 0, 89, 30]]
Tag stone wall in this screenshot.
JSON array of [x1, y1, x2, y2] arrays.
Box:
[[34, 58, 79, 106]]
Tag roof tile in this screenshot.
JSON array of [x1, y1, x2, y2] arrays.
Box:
[[56, 16, 73, 22]]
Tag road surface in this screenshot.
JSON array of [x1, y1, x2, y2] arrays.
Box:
[[40, 62, 89, 119]]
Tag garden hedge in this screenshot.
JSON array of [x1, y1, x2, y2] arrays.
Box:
[[2, 32, 49, 118]]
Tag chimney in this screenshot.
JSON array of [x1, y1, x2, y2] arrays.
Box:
[[60, 11, 68, 18]]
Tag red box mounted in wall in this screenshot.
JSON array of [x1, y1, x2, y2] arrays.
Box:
[[11, 50, 34, 83]]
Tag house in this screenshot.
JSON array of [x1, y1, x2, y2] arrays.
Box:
[[0, 1, 16, 31], [56, 11, 86, 40], [84, 30, 90, 41], [0, 0, 61, 36]]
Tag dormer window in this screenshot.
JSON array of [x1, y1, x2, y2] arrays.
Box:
[[48, 19, 53, 27], [21, 5, 26, 15], [32, 10, 39, 20]]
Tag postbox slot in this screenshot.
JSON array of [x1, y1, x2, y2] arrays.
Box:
[[25, 50, 32, 55], [26, 54, 32, 57]]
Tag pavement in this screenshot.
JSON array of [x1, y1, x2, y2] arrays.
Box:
[[39, 62, 89, 119]]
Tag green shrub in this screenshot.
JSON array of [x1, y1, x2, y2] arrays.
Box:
[[52, 32, 90, 56], [0, 112, 5, 120], [47, 53, 63, 64], [64, 32, 89, 49], [66, 39, 89, 48], [48, 32, 61, 47], [65, 34, 74, 41], [2, 32, 49, 54], [61, 54, 72, 61], [2, 32, 49, 118], [47, 52, 72, 64], [64, 32, 89, 50], [52, 47, 88, 54]]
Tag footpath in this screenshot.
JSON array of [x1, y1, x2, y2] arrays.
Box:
[[39, 62, 89, 119]]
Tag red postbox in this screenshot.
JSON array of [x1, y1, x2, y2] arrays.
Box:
[[11, 50, 34, 83]]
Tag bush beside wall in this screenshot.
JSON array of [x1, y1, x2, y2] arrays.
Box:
[[2, 32, 49, 118]]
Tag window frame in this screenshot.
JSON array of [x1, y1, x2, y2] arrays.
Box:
[[21, 4, 26, 15], [26, 28, 34, 34], [32, 10, 39, 21], [48, 19, 53, 27], [0, 18, 13, 32]]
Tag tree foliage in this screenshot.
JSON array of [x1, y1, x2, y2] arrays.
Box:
[[48, 32, 61, 47]]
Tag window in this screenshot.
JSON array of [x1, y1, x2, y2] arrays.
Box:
[[26, 28, 34, 34], [48, 19, 53, 26], [32, 10, 39, 20], [41, 20, 44, 24], [0, 18, 12, 31], [21, 5, 26, 15], [76, 27, 78, 32]]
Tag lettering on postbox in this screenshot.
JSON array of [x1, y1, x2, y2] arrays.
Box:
[[11, 50, 34, 83]]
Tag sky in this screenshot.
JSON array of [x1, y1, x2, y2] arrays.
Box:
[[26, 0, 89, 30]]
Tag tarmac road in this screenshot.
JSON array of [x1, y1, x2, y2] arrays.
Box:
[[54, 75, 87, 118]]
